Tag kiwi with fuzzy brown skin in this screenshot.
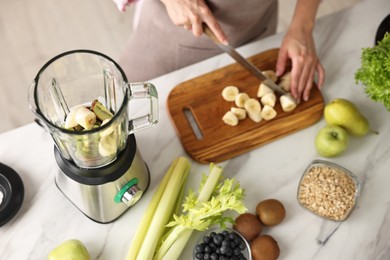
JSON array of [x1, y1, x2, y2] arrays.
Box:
[[256, 199, 286, 227], [233, 213, 262, 241], [250, 234, 280, 260]]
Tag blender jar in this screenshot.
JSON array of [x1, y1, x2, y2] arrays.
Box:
[[28, 50, 158, 169]]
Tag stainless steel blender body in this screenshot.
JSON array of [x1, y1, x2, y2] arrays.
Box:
[[54, 134, 150, 223], [28, 50, 158, 222]]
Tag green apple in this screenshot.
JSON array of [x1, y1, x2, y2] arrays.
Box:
[[324, 98, 369, 136], [48, 239, 90, 260], [315, 125, 349, 157]]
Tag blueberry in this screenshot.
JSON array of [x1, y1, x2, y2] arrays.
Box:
[[204, 235, 211, 244], [233, 248, 241, 256], [196, 244, 205, 253], [210, 252, 219, 260], [195, 252, 203, 259], [213, 234, 223, 245], [205, 245, 212, 253], [204, 253, 210, 260]]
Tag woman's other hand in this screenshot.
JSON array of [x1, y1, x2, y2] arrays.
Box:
[[161, 0, 228, 44]]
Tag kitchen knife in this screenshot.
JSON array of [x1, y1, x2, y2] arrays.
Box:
[[203, 25, 287, 95]]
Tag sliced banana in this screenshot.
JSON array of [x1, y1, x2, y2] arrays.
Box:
[[244, 98, 261, 114], [222, 86, 240, 102], [279, 72, 291, 92], [64, 108, 79, 129], [248, 111, 263, 123], [222, 111, 239, 126], [230, 107, 246, 120], [99, 131, 118, 157], [261, 92, 277, 107], [280, 93, 297, 112], [235, 92, 250, 108], [261, 105, 277, 120], [257, 83, 274, 98], [75, 107, 96, 130], [263, 70, 277, 83]]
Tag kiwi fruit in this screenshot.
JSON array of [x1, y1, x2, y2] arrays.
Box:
[[233, 213, 262, 241], [256, 199, 286, 227], [250, 234, 280, 260]]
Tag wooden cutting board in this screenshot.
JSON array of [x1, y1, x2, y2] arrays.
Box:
[[167, 48, 324, 164]]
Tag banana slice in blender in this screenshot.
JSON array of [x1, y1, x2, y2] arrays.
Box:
[[75, 107, 96, 130], [99, 131, 118, 157]]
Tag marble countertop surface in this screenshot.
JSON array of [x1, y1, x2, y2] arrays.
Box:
[[1, 0, 389, 259]]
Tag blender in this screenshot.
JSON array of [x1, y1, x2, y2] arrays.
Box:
[[28, 50, 158, 223]]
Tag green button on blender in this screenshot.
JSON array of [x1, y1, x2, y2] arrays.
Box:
[[115, 178, 143, 205]]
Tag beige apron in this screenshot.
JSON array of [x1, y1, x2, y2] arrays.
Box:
[[119, 0, 278, 82]]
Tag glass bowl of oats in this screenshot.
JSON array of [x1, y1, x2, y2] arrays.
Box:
[[297, 160, 361, 222]]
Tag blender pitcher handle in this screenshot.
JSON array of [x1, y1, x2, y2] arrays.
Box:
[[128, 82, 158, 133]]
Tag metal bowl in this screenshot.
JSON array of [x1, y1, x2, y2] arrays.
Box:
[[193, 227, 252, 260]]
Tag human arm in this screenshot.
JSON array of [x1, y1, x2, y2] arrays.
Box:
[[160, 0, 228, 44], [112, 0, 137, 12], [276, 0, 325, 103]]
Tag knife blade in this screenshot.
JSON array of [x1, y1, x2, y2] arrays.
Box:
[[203, 25, 287, 95]]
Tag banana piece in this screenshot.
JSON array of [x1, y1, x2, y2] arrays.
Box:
[[64, 108, 79, 129], [261, 92, 277, 107], [99, 119, 115, 137], [91, 100, 114, 121], [257, 83, 274, 98], [244, 98, 261, 114], [263, 70, 277, 83], [261, 105, 277, 120], [222, 86, 240, 102], [279, 72, 291, 92], [248, 111, 263, 123], [230, 107, 246, 120], [235, 93, 250, 108], [222, 111, 239, 126], [98, 131, 118, 157], [75, 107, 96, 130], [280, 93, 298, 112]]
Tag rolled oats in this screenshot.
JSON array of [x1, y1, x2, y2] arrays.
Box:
[[298, 162, 358, 221]]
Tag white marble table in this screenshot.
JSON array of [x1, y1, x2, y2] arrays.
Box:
[[1, 0, 389, 259]]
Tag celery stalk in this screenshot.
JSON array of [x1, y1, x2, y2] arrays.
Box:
[[154, 164, 223, 260], [126, 157, 190, 260], [136, 157, 190, 260], [161, 229, 193, 260]]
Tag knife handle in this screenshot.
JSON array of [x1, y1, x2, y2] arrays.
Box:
[[202, 23, 221, 45]]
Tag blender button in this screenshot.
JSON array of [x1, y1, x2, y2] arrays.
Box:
[[122, 185, 143, 206]]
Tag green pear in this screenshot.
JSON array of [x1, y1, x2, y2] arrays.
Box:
[[324, 98, 369, 136], [48, 239, 90, 260]]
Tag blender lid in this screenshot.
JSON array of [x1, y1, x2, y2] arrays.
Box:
[[0, 162, 24, 227]]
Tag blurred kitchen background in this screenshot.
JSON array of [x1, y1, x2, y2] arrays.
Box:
[[0, 0, 359, 134]]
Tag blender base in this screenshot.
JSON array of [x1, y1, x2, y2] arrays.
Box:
[[54, 135, 150, 224]]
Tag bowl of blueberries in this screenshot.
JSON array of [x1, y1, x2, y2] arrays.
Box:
[[193, 227, 252, 260]]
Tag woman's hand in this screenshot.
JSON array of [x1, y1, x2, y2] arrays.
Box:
[[276, 26, 324, 103], [276, 0, 324, 103], [160, 0, 228, 44]]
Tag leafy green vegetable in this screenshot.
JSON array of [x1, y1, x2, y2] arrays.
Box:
[[153, 163, 247, 259], [355, 32, 390, 111]]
